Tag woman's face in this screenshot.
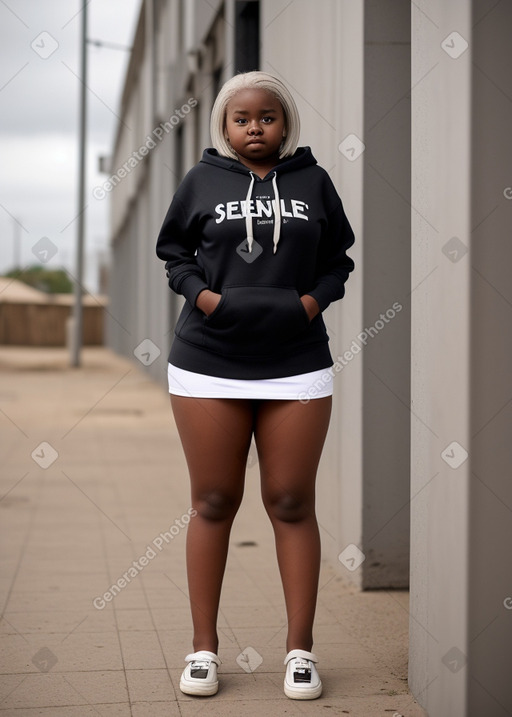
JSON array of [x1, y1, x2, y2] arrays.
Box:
[[224, 88, 286, 167]]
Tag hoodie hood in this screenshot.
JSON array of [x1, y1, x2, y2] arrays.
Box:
[[200, 147, 318, 254], [200, 146, 318, 175]]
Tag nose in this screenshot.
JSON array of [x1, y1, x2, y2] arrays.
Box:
[[248, 121, 262, 135]]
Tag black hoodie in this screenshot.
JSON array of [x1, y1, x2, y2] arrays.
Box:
[[156, 147, 355, 379]]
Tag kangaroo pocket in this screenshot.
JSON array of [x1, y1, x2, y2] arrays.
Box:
[[203, 285, 310, 357]]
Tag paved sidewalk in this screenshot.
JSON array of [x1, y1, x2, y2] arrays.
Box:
[[0, 347, 426, 716]]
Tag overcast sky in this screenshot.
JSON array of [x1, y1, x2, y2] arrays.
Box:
[[0, 0, 142, 292]]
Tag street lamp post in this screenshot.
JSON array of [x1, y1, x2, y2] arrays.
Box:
[[69, 6, 132, 367], [70, 0, 87, 367]]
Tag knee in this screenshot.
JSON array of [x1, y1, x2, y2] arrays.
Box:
[[264, 492, 312, 524], [194, 490, 242, 522]]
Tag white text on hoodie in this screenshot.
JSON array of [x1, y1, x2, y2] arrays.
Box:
[[215, 199, 309, 224]]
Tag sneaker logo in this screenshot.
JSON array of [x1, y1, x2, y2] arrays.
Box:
[[294, 668, 312, 683], [293, 661, 312, 683], [190, 660, 210, 679]]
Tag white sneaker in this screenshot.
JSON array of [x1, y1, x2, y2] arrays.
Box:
[[283, 649, 322, 700], [179, 650, 221, 696]]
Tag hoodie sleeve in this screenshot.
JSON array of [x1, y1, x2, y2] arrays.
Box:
[[155, 188, 209, 307], [307, 195, 355, 313]]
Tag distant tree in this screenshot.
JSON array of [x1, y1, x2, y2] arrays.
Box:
[[4, 265, 73, 294]]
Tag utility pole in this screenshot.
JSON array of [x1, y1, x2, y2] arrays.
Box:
[[71, 0, 87, 367], [12, 218, 21, 272]]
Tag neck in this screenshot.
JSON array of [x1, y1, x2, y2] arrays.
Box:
[[236, 155, 281, 179]]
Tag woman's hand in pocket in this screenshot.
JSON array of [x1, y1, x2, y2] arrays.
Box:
[[196, 289, 222, 317], [300, 294, 320, 322]]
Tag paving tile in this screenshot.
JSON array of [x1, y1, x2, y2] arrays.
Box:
[[131, 703, 181, 717], [215, 602, 285, 629], [146, 606, 192, 632], [115, 609, 156, 632], [118, 630, 167, 670], [54, 670, 129, 705], [125, 668, 175, 702]]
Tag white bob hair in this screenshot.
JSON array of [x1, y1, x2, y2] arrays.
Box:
[[210, 71, 301, 161]]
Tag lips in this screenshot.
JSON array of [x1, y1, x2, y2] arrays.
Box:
[[247, 138, 264, 145]]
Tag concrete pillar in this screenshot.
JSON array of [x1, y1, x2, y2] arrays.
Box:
[[409, 1, 512, 714], [359, 0, 411, 588], [322, 0, 412, 589]]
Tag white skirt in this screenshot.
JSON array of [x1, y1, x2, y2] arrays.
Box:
[[167, 363, 333, 401]]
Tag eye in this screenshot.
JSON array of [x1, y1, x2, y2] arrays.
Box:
[[235, 118, 247, 125], [261, 116, 274, 124]]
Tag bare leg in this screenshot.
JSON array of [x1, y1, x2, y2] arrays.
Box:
[[254, 397, 332, 653], [170, 395, 254, 654]]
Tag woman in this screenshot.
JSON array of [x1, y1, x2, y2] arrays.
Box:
[[156, 71, 355, 700]]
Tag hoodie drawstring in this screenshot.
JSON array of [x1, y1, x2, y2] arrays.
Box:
[[271, 172, 281, 254], [244, 172, 256, 254], [244, 171, 282, 254]]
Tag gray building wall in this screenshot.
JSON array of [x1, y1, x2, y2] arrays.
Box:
[[409, 0, 512, 714], [106, 1, 511, 713]]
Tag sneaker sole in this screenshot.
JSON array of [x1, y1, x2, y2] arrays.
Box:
[[284, 682, 322, 700], [179, 676, 218, 696]]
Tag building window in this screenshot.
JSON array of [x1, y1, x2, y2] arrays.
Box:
[[234, 1, 260, 73], [174, 123, 184, 182], [212, 65, 223, 100]]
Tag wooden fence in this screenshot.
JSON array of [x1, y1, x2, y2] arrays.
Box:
[[0, 302, 105, 346]]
